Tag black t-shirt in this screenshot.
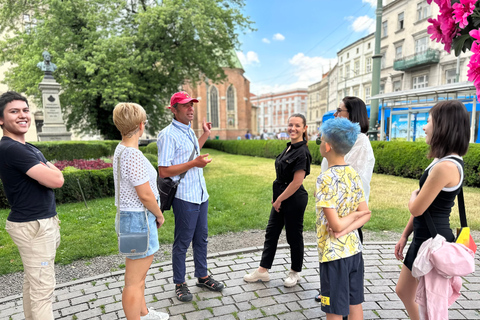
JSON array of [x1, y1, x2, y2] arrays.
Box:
[[0, 136, 57, 222], [274, 140, 312, 184]]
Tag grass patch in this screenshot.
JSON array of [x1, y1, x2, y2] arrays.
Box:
[[0, 148, 479, 275]]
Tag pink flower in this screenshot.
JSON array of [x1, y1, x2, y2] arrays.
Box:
[[428, 18, 443, 42], [453, 0, 476, 28], [470, 29, 480, 42], [467, 55, 480, 93]]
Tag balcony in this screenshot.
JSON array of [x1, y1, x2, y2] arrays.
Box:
[[393, 49, 440, 71]]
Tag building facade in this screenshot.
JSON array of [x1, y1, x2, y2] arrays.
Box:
[[252, 89, 308, 134], [307, 73, 328, 135], [183, 65, 254, 140]]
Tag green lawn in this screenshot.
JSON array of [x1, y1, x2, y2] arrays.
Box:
[[1, 148, 479, 275]]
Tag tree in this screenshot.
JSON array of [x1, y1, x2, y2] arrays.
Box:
[[0, 0, 253, 139]]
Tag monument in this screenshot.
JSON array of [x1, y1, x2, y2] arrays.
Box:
[[36, 50, 72, 141]]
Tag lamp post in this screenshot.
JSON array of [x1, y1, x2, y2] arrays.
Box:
[[368, 0, 383, 141]]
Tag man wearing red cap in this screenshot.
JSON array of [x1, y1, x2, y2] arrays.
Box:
[[157, 91, 224, 302]]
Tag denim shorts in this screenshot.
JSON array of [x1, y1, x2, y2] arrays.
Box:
[[118, 210, 159, 260]]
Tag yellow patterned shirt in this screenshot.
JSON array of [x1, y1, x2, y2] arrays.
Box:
[[316, 165, 365, 263]]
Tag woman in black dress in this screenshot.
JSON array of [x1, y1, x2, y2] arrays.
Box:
[[244, 113, 312, 287], [394, 101, 470, 320]]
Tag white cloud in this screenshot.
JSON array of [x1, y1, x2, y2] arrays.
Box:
[[351, 15, 375, 33], [273, 33, 285, 41], [236, 51, 260, 66], [262, 38, 271, 44], [251, 53, 337, 95]]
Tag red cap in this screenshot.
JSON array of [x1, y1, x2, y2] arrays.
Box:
[[170, 91, 199, 107]]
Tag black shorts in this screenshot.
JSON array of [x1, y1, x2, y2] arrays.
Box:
[[319, 253, 364, 316]]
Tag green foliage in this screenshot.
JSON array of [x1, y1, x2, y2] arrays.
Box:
[[145, 141, 158, 155], [204, 140, 323, 163], [0, 0, 254, 139], [205, 140, 480, 187], [31, 140, 118, 161]]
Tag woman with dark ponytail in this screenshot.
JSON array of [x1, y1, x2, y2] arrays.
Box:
[[244, 113, 312, 288]]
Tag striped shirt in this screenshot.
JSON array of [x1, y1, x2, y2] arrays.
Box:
[[157, 119, 209, 204]]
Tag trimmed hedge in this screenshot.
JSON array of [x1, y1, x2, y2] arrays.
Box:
[[31, 140, 119, 161], [203, 140, 480, 188], [0, 168, 115, 209]]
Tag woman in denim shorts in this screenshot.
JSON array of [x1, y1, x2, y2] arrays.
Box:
[[113, 103, 169, 320]]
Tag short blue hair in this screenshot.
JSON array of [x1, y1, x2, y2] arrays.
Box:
[[320, 118, 360, 155]]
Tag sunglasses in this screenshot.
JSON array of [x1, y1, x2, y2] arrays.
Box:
[[316, 136, 321, 145], [335, 108, 348, 114]]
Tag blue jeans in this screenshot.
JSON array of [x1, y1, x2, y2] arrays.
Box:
[[172, 198, 209, 284]]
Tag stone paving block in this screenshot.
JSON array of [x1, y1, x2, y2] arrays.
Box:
[[449, 309, 467, 319], [211, 266, 232, 275], [196, 290, 223, 301], [73, 307, 103, 319], [295, 289, 319, 300], [363, 301, 379, 310], [0, 301, 14, 312], [367, 285, 394, 294], [53, 299, 71, 311], [229, 263, 250, 272], [365, 266, 381, 273], [285, 301, 302, 311], [463, 275, 480, 283], [464, 283, 480, 291], [364, 272, 383, 280], [104, 301, 123, 313], [226, 270, 249, 280], [59, 303, 90, 317], [300, 282, 319, 291], [70, 293, 97, 305], [375, 309, 408, 319], [251, 296, 276, 308], [367, 279, 396, 286], [232, 291, 257, 303], [214, 260, 232, 267], [212, 273, 229, 282], [168, 316, 185, 320], [209, 314, 236, 320], [379, 265, 401, 272], [377, 300, 405, 309], [235, 301, 252, 311], [195, 297, 223, 309], [168, 303, 196, 315], [212, 304, 238, 317], [88, 296, 116, 309], [377, 272, 399, 279], [233, 257, 254, 264], [221, 284, 244, 296], [363, 310, 380, 319], [298, 298, 320, 309], [384, 293, 400, 301], [256, 287, 281, 298], [236, 309, 263, 320], [0, 305, 20, 319], [274, 292, 299, 304], [456, 300, 480, 309], [363, 254, 381, 260], [459, 309, 480, 319], [241, 282, 267, 292], [462, 291, 480, 300], [224, 278, 246, 287], [277, 310, 307, 320], [185, 309, 213, 320], [303, 262, 318, 269], [256, 317, 277, 320], [83, 285, 108, 295], [100, 312, 119, 320], [301, 306, 325, 319], [364, 293, 389, 301], [97, 288, 122, 299], [57, 289, 85, 301], [262, 303, 288, 316], [282, 284, 305, 293], [148, 299, 172, 310], [300, 268, 318, 276]]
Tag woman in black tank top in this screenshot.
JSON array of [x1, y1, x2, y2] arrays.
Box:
[[394, 101, 470, 320]]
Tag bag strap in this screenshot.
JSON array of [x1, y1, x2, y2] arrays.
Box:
[[424, 186, 468, 238], [177, 148, 196, 183], [115, 145, 149, 235]]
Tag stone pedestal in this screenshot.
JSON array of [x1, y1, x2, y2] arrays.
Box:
[[37, 75, 72, 141]]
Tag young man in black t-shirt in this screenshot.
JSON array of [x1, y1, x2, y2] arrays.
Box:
[[0, 91, 64, 320]]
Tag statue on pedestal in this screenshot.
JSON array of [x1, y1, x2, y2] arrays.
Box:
[[36, 51, 57, 74]]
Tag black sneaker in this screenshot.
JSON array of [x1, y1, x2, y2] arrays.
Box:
[[196, 275, 224, 292], [175, 283, 193, 302]]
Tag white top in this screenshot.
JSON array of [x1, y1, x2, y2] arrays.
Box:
[[321, 133, 375, 203], [113, 144, 159, 211]]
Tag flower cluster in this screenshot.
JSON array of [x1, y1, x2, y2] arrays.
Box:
[[427, 0, 480, 92], [54, 159, 112, 171]]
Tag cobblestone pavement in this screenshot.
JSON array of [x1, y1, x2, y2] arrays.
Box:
[[1, 243, 479, 320]]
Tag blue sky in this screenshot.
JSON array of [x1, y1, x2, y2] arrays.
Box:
[[236, 0, 378, 95]]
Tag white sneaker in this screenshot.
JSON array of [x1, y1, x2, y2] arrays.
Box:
[[243, 269, 270, 282], [283, 271, 301, 287], [141, 307, 169, 320]]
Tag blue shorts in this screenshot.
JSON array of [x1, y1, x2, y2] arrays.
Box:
[[319, 253, 364, 316], [119, 210, 159, 260]]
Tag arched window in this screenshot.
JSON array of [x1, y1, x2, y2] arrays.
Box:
[[209, 86, 219, 128], [227, 85, 236, 128]]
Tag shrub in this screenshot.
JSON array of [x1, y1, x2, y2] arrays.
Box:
[[145, 141, 158, 155], [205, 140, 480, 187], [32, 140, 119, 161]]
